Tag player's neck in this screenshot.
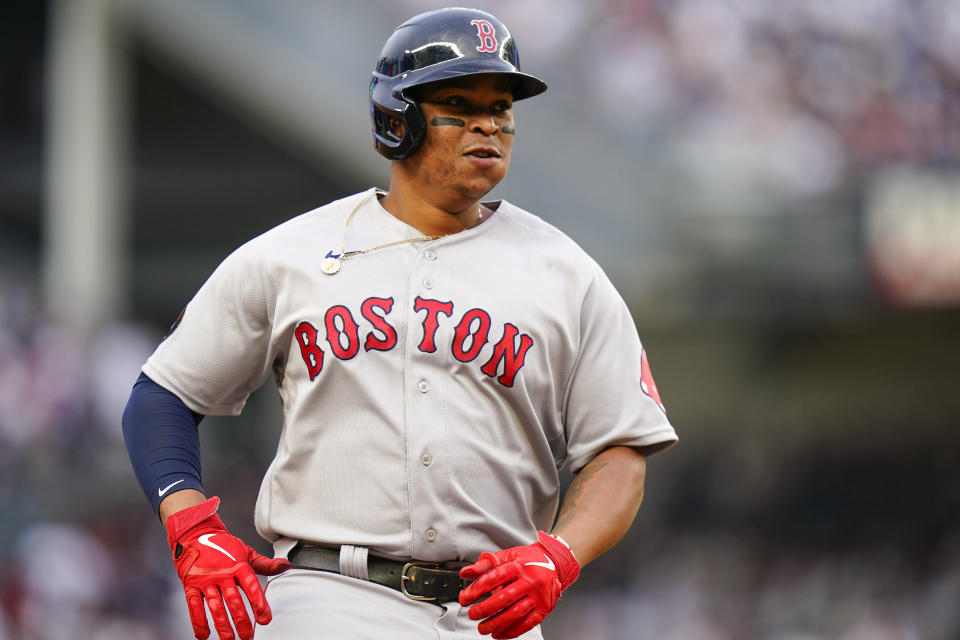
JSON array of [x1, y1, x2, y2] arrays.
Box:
[[379, 184, 483, 237]]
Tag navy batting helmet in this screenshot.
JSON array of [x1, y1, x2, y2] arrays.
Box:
[[370, 7, 547, 160]]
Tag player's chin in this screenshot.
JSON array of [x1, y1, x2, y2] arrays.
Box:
[[458, 176, 504, 201]]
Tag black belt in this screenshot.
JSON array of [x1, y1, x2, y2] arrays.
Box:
[[287, 543, 471, 604]]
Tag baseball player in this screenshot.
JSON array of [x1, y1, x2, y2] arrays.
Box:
[[122, 7, 677, 640]]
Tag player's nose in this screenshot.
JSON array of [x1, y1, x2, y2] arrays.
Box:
[[469, 114, 499, 136]]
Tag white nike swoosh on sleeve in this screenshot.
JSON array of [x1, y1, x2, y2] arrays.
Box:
[[524, 555, 555, 571], [198, 534, 237, 562], [158, 479, 185, 497]]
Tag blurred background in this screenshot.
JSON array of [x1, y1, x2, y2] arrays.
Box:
[[2, 0, 960, 638]]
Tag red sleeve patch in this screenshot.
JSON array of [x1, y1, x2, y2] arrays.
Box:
[[640, 348, 666, 413]]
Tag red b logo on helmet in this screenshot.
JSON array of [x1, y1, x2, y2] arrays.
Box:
[[471, 19, 498, 53]]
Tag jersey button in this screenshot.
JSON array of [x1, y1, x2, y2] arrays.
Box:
[[423, 278, 435, 289], [421, 453, 433, 466], [424, 250, 437, 261], [425, 529, 438, 542], [418, 380, 430, 393]]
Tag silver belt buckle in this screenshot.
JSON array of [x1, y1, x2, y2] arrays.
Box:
[[400, 561, 441, 601]]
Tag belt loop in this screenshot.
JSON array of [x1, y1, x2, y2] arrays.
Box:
[[339, 544, 369, 580]]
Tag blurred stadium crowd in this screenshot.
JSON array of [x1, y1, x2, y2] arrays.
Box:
[[2, 0, 960, 638], [507, 0, 959, 182]]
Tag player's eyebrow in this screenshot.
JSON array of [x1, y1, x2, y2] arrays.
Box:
[[420, 93, 513, 106], [413, 81, 513, 104]]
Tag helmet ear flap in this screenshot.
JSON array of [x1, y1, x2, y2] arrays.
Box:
[[371, 103, 404, 145], [371, 95, 427, 160]]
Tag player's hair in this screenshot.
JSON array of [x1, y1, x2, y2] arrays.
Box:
[[369, 7, 547, 160]]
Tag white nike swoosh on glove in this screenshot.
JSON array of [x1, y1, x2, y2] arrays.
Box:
[[198, 534, 237, 562], [524, 554, 555, 571], [158, 479, 185, 497]]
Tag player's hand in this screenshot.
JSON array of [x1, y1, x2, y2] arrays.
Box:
[[459, 531, 581, 639], [166, 496, 291, 640]]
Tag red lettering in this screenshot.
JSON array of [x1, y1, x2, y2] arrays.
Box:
[[414, 296, 454, 353], [299, 298, 531, 388], [362, 296, 397, 352], [471, 19, 498, 53], [452, 308, 491, 362], [324, 305, 360, 360], [481, 323, 533, 387], [294, 321, 324, 380]]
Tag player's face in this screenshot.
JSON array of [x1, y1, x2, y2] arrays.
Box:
[[407, 75, 515, 206]]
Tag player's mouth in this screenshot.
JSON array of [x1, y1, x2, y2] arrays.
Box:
[[463, 146, 502, 168]]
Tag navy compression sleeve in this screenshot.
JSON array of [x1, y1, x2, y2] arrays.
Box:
[[122, 372, 205, 513]]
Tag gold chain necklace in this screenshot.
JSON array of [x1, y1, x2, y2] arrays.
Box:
[[320, 193, 483, 275]]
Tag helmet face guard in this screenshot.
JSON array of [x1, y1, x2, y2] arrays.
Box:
[[370, 8, 547, 160]]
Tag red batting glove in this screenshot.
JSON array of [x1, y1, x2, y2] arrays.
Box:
[[459, 531, 581, 639], [166, 496, 291, 640]]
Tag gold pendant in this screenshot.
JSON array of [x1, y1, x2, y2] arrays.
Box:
[[321, 257, 341, 275]]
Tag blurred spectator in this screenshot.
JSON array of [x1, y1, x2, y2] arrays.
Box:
[[12, 523, 113, 638], [0, 287, 84, 454]]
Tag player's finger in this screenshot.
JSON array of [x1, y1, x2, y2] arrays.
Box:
[[477, 597, 534, 635], [467, 582, 524, 620], [460, 562, 517, 606], [220, 580, 254, 640], [247, 546, 292, 576], [459, 573, 491, 605], [203, 585, 236, 640], [493, 608, 543, 640], [460, 556, 495, 580], [184, 586, 211, 640], [236, 564, 273, 625]]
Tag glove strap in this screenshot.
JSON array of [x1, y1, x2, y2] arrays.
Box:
[[165, 496, 221, 551], [537, 530, 581, 591]]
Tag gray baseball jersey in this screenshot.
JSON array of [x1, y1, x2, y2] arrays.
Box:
[[143, 188, 677, 563]]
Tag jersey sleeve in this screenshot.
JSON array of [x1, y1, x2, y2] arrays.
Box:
[[562, 267, 677, 473], [142, 238, 277, 416]]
